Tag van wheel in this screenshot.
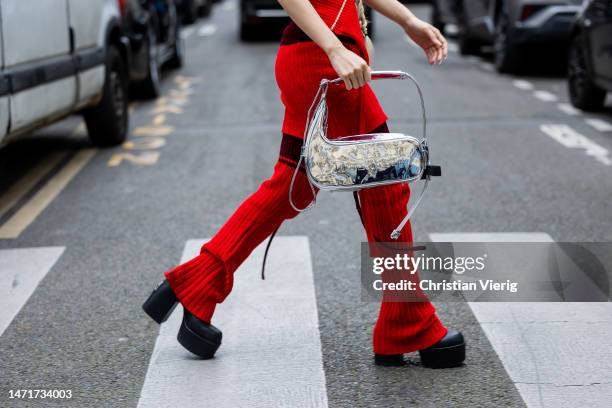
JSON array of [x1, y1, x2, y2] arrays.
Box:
[[457, 12, 479, 55], [494, 11, 521, 74], [83, 46, 128, 147], [431, 6, 445, 32], [182, 0, 198, 24], [458, 32, 479, 56], [167, 22, 184, 69], [568, 33, 606, 111], [199, 0, 212, 17], [240, 22, 256, 41], [135, 27, 161, 99]]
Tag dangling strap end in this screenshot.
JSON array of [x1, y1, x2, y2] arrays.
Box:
[[389, 177, 431, 240], [261, 226, 280, 280], [390, 213, 410, 240], [390, 229, 401, 240]]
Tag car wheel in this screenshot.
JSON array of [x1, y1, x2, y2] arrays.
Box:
[[199, 0, 212, 18], [494, 10, 521, 74], [182, 0, 198, 24], [167, 21, 185, 69], [135, 27, 161, 99], [568, 33, 606, 111], [240, 22, 256, 42], [83, 46, 128, 147], [457, 8, 479, 55], [431, 4, 445, 32]]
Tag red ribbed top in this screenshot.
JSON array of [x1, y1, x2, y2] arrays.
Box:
[[311, 0, 367, 53], [275, 0, 388, 139]]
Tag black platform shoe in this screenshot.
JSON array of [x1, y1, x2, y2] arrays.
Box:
[[419, 329, 465, 368], [177, 309, 222, 359], [374, 329, 465, 368], [142, 280, 178, 324]]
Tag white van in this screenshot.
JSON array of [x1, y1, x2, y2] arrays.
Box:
[[0, 0, 129, 147]]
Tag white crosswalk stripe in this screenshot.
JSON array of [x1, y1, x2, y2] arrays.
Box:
[[0, 247, 64, 336], [585, 118, 612, 132], [533, 90, 558, 102], [480, 62, 495, 72], [513, 80, 535, 91], [429, 232, 612, 408], [557, 103, 581, 116], [198, 24, 217, 37], [180, 27, 195, 39], [138, 236, 328, 408], [6, 235, 609, 407]]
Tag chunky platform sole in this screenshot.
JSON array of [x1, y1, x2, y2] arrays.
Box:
[[374, 353, 406, 367], [142, 280, 178, 324], [419, 342, 465, 369], [177, 318, 221, 359], [376, 329, 466, 368]]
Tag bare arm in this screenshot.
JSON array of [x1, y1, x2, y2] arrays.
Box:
[[364, 0, 448, 64], [277, 0, 371, 90]]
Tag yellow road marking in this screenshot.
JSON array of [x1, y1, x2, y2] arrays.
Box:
[[133, 126, 174, 137], [174, 75, 190, 84], [169, 98, 188, 106], [0, 149, 97, 239], [0, 151, 67, 220], [129, 102, 140, 115], [107, 151, 160, 167], [123, 137, 166, 150], [169, 89, 193, 97], [152, 114, 166, 126], [151, 105, 182, 115], [174, 75, 200, 84]]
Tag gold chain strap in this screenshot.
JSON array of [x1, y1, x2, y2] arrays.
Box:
[[330, 0, 347, 31], [330, 0, 368, 38]]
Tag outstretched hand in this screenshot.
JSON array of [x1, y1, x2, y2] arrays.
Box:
[[404, 17, 448, 65]]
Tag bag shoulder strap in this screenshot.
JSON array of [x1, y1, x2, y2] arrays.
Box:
[[331, 0, 348, 31]]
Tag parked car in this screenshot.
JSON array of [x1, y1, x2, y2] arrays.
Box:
[[121, 0, 184, 99], [239, 0, 288, 41], [433, 0, 582, 73], [239, 0, 374, 41], [567, 0, 612, 111], [0, 0, 129, 148], [430, 0, 459, 33], [176, 0, 212, 24]]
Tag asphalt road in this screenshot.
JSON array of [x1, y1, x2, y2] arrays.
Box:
[[1, 1, 611, 407]]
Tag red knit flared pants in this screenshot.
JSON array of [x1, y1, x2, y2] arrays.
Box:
[[165, 134, 447, 354]]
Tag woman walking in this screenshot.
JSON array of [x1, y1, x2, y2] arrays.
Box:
[[143, 0, 465, 368]]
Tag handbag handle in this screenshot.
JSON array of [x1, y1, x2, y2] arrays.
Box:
[[321, 70, 427, 143], [325, 70, 409, 84]]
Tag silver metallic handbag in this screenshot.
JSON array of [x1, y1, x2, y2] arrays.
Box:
[[289, 71, 441, 240]]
